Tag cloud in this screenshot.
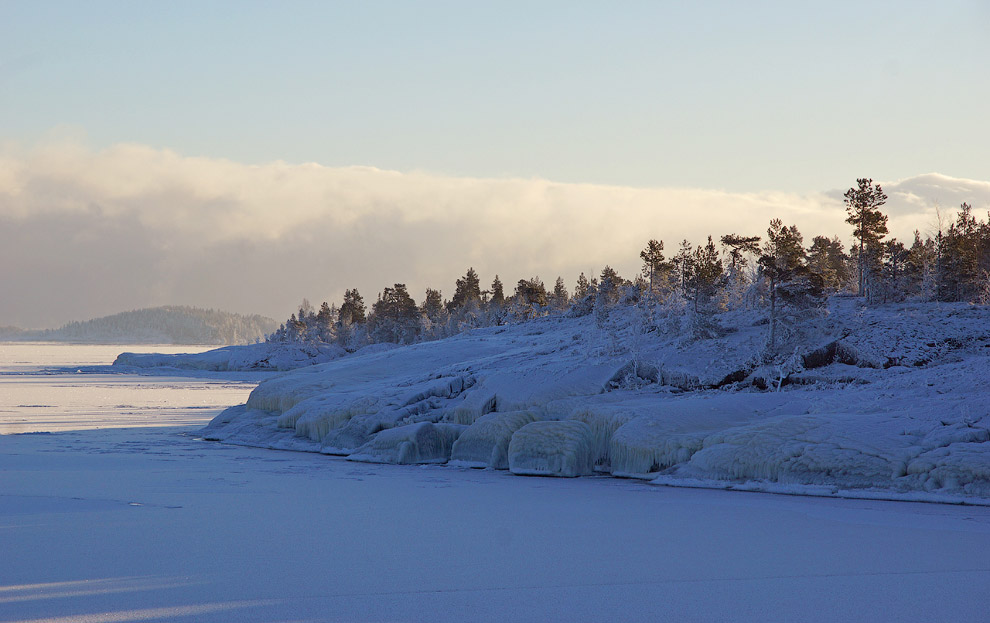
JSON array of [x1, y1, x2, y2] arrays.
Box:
[[1, 140, 987, 328]]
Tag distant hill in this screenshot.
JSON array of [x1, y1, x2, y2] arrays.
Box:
[[5, 306, 278, 345]]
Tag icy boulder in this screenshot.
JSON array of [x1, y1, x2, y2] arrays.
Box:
[[347, 422, 467, 465], [567, 407, 638, 471], [508, 421, 595, 477], [449, 410, 540, 469], [609, 415, 706, 478]]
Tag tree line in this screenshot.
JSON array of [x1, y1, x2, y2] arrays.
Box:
[[269, 178, 990, 352]]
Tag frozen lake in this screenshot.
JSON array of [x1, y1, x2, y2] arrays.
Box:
[[1, 343, 989, 622], [0, 342, 259, 434]]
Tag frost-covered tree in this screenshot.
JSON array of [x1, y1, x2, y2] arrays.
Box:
[[514, 277, 548, 308], [937, 203, 990, 302], [759, 220, 821, 351], [686, 236, 723, 314], [806, 236, 850, 294], [879, 239, 910, 303], [720, 234, 761, 275], [598, 266, 624, 303], [672, 240, 694, 294], [314, 301, 337, 342], [639, 239, 671, 295], [550, 276, 569, 311], [490, 275, 505, 306], [574, 272, 591, 300], [339, 289, 366, 325], [421, 288, 444, 321], [370, 284, 420, 344], [448, 267, 482, 311], [844, 178, 889, 296]]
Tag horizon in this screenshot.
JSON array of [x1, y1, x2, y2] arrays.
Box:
[[2, 1, 989, 327]]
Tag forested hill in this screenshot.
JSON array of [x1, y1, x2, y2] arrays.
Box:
[[6, 307, 277, 345]]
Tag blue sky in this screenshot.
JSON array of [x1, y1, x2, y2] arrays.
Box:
[[2, 1, 988, 191]]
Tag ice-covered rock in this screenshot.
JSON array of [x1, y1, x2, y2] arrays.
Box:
[[346, 422, 467, 465], [610, 416, 706, 478], [115, 341, 347, 371], [508, 421, 595, 477], [449, 410, 540, 469], [567, 407, 637, 471]]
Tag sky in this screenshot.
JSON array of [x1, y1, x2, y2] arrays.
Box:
[[1, 1, 989, 327]]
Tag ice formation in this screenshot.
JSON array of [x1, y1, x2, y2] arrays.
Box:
[[449, 410, 540, 469], [346, 422, 467, 465], [508, 421, 595, 477]]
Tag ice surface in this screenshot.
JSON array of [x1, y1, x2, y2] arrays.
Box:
[[449, 410, 540, 468], [3, 344, 990, 622], [508, 420, 595, 477]]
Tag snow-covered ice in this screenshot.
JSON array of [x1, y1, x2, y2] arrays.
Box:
[[2, 342, 990, 621]]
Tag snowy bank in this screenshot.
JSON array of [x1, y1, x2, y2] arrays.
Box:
[[114, 341, 347, 372], [203, 300, 990, 500]]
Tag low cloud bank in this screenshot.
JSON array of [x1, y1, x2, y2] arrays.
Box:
[[1, 141, 986, 327]]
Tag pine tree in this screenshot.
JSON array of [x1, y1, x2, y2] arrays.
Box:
[[370, 284, 419, 344], [339, 289, 366, 325], [759, 220, 818, 351], [574, 273, 591, 300], [720, 234, 761, 274], [844, 178, 889, 297], [514, 277, 548, 308], [315, 301, 336, 342], [880, 239, 910, 302], [449, 267, 482, 311], [687, 236, 724, 314], [672, 240, 694, 294], [490, 275, 505, 306], [551, 276, 569, 310], [806, 236, 850, 293], [421, 288, 444, 321], [598, 266, 623, 303], [639, 239, 671, 295]]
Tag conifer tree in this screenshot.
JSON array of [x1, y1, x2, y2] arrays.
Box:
[[315, 301, 336, 342], [672, 240, 694, 294], [574, 273, 591, 300], [598, 266, 623, 303], [514, 277, 548, 308], [421, 288, 444, 321], [687, 236, 724, 313], [806, 236, 850, 293], [844, 178, 889, 297], [490, 275, 505, 306], [720, 234, 761, 274], [551, 276, 569, 310], [759, 220, 817, 350], [370, 284, 419, 344], [449, 268, 482, 311], [339, 289, 366, 324], [639, 239, 671, 294]]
